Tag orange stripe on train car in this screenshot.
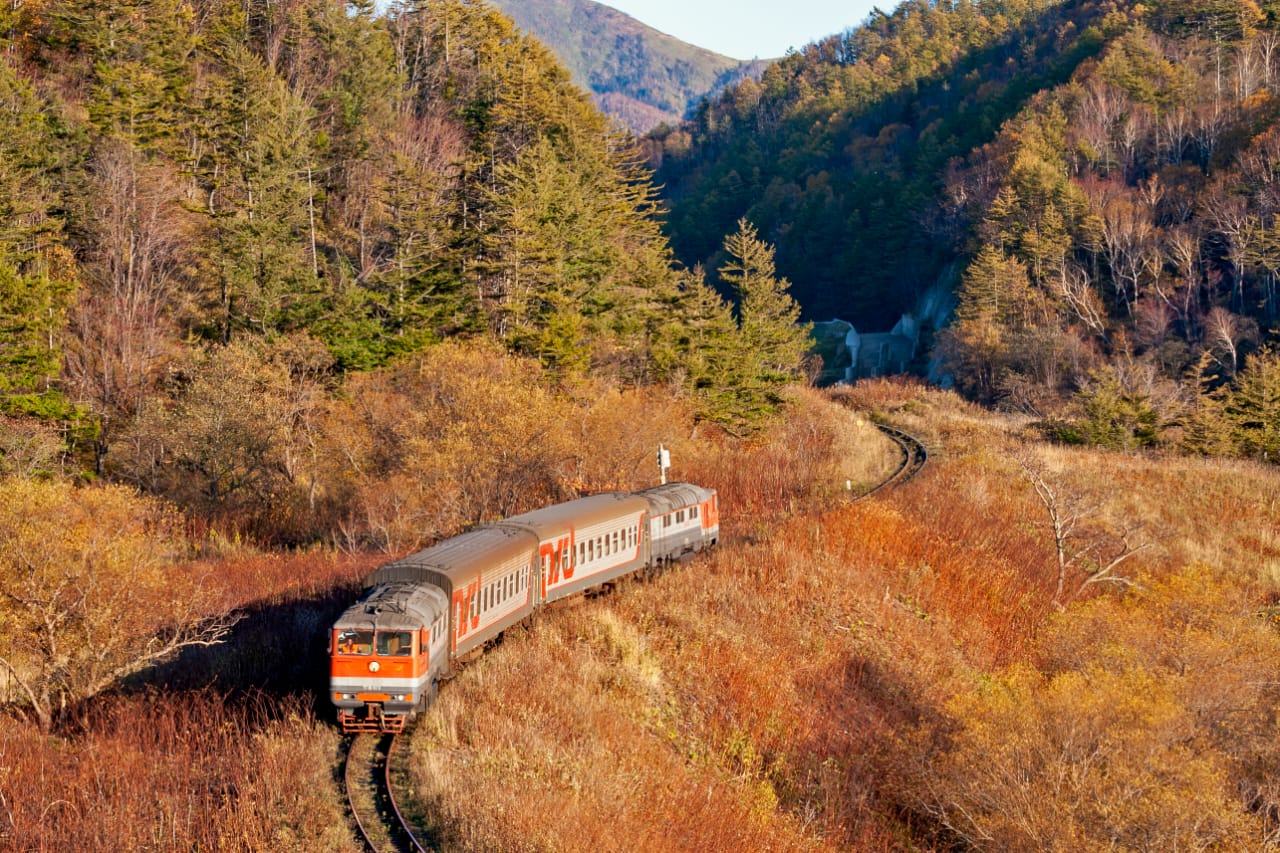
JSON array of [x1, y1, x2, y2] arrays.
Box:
[[357, 693, 391, 702], [330, 658, 425, 678]]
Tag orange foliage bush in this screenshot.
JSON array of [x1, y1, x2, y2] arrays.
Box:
[[914, 567, 1280, 849]]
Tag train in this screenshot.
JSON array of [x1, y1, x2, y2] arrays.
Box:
[[329, 482, 720, 733]]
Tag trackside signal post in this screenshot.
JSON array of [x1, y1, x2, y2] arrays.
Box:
[[658, 445, 670, 485]]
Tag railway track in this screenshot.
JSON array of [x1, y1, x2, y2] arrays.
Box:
[[857, 423, 928, 500], [337, 420, 923, 850], [344, 731, 429, 853]]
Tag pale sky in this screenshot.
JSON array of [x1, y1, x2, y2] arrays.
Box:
[[597, 0, 882, 60]]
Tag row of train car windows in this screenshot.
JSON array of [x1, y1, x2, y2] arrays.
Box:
[[660, 505, 700, 528], [575, 526, 637, 566], [475, 567, 528, 617]]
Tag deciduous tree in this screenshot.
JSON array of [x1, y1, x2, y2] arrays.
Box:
[[0, 479, 236, 731]]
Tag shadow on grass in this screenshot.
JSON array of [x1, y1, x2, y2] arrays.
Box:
[[120, 579, 366, 718]]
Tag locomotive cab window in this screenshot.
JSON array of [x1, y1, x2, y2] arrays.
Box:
[[336, 629, 373, 655], [376, 631, 413, 656]]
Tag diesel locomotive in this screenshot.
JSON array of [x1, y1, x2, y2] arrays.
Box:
[[329, 482, 720, 733]]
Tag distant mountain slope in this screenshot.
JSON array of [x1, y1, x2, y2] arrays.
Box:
[[646, 0, 1110, 328], [487, 0, 767, 133]]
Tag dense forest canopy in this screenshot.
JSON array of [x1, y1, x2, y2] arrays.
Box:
[[0, 0, 810, 499], [3, 0, 1280, 503], [650, 0, 1280, 459]]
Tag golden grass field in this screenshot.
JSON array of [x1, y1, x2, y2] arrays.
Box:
[[3, 379, 1279, 850]]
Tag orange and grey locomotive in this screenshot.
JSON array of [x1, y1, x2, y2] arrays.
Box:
[[329, 482, 719, 733]]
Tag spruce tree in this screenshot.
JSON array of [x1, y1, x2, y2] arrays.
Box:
[[710, 218, 810, 432], [1227, 347, 1280, 461]]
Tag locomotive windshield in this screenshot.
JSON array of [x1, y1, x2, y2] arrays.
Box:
[[335, 629, 373, 655], [377, 631, 413, 656]]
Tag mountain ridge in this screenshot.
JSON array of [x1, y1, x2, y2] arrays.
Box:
[[487, 0, 769, 133]]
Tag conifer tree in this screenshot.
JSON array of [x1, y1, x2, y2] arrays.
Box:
[[942, 245, 1034, 402], [1227, 347, 1280, 461], [199, 38, 319, 341], [705, 219, 810, 432]]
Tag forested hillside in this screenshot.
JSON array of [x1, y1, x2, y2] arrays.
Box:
[[4, 2, 1280, 849], [0, 0, 810, 506], [651, 0, 1280, 463], [487, 0, 767, 134]]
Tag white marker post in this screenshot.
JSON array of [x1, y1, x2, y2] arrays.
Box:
[[657, 444, 671, 485]]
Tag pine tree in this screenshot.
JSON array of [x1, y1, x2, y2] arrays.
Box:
[[702, 219, 810, 433], [198, 39, 318, 341]]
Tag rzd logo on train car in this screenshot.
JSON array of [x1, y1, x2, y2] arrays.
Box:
[[540, 535, 573, 594], [452, 578, 482, 641]]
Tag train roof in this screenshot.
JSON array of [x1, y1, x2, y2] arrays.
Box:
[[634, 482, 716, 516], [360, 486, 715, 595], [363, 525, 537, 594], [498, 491, 649, 539], [334, 581, 446, 631]]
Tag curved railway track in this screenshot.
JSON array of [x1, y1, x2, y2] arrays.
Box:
[[339, 419, 925, 850], [344, 731, 428, 853], [857, 424, 928, 500]]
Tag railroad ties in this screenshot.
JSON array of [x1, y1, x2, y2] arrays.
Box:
[[344, 730, 429, 853], [857, 424, 928, 500]]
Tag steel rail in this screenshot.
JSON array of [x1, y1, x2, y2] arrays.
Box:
[[344, 732, 427, 853], [856, 423, 928, 500], [385, 732, 428, 853]]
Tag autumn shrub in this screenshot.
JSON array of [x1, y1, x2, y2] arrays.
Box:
[[910, 567, 1280, 850], [681, 386, 897, 536], [109, 335, 335, 544], [0, 478, 233, 731]]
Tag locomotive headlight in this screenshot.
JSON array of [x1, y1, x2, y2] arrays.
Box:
[[369, 661, 381, 672]]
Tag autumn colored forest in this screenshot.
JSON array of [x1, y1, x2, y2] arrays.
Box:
[[2, 0, 1280, 850]]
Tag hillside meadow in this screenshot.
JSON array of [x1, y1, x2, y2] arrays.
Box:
[[3, 379, 1279, 850], [412, 380, 1280, 851]]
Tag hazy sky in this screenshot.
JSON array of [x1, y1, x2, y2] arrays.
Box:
[[597, 0, 880, 60]]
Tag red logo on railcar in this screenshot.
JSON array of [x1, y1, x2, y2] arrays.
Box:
[[540, 535, 574, 594]]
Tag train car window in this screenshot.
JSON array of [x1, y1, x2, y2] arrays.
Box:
[[377, 631, 413, 656], [589, 539, 595, 561], [613, 531, 620, 552], [692, 506, 699, 518], [336, 629, 373, 655], [577, 542, 584, 565]]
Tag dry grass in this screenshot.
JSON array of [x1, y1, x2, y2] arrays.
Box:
[[7, 377, 1279, 850], [0, 549, 378, 851], [407, 381, 1280, 851]]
